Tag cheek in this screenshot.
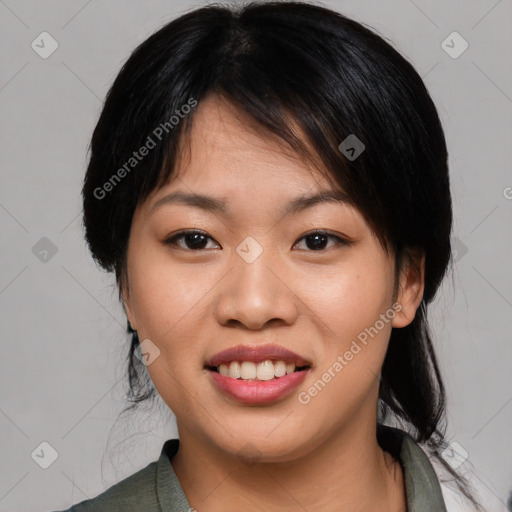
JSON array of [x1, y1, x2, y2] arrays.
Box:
[[126, 252, 214, 408], [300, 256, 394, 346], [296, 255, 395, 409], [127, 250, 214, 341], [294, 276, 394, 430]]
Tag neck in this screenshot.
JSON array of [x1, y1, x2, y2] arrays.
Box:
[[171, 417, 407, 512]]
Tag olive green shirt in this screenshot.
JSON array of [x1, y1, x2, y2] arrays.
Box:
[[53, 425, 447, 511]]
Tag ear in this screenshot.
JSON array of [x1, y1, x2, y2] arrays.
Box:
[[121, 279, 138, 332], [391, 247, 425, 328]]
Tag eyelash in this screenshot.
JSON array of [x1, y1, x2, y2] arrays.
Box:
[[163, 229, 350, 252]]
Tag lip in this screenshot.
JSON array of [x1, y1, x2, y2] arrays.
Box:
[[206, 343, 311, 367], [208, 368, 311, 404], [205, 343, 312, 405]]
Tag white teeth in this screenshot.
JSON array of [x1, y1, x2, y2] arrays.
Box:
[[216, 360, 304, 380], [240, 361, 257, 379], [286, 363, 295, 375], [257, 360, 274, 381], [274, 360, 286, 377], [229, 361, 241, 379]]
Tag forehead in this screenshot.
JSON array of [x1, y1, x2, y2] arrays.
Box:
[[137, 94, 366, 232], [169, 94, 334, 191]]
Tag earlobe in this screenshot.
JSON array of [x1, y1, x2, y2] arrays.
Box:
[[391, 248, 425, 329], [121, 288, 138, 332]]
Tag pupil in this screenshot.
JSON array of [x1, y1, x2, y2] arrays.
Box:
[[306, 234, 327, 250], [186, 233, 207, 249]]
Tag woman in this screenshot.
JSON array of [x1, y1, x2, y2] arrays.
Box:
[[55, 1, 488, 510]]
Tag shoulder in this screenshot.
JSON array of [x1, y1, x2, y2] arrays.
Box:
[[51, 438, 188, 512], [51, 457, 163, 511], [378, 424, 509, 512], [52, 460, 160, 512], [377, 424, 448, 510]]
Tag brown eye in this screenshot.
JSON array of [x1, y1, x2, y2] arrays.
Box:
[[294, 230, 349, 251], [163, 229, 350, 252], [164, 230, 220, 250]]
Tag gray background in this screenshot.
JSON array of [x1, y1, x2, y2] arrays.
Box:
[[0, 0, 511, 510]]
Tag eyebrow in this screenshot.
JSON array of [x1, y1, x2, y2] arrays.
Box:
[[149, 189, 353, 217]]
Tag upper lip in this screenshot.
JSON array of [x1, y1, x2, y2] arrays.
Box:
[[206, 344, 312, 368]]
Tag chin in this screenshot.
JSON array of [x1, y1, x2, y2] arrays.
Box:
[[201, 421, 317, 464]]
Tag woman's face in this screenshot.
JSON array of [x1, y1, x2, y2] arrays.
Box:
[[122, 95, 422, 461]]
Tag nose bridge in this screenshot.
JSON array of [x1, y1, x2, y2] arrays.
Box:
[[214, 235, 298, 329]]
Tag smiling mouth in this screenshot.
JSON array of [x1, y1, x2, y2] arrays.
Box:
[[205, 360, 311, 381]]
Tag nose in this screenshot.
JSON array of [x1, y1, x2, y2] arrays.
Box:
[[214, 248, 299, 330]]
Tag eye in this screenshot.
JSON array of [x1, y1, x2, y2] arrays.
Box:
[[163, 229, 350, 252], [164, 229, 220, 251], [293, 230, 350, 251]]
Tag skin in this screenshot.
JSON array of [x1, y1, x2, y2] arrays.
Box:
[[122, 94, 425, 511]]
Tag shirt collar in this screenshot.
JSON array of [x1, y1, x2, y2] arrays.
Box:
[[155, 425, 447, 511], [377, 424, 448, 511]]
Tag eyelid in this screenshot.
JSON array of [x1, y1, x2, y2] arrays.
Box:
[[293, 229, 351, 250], [164, 229, 220, 249], [163, 229, 352, 251]]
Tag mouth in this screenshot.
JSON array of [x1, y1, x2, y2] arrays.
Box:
[[205, 360, 311, 381], [205, 344, 312, 404], [205, 343, 312, 381]]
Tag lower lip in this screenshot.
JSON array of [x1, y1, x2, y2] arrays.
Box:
[[208, 369, 310, 404]]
